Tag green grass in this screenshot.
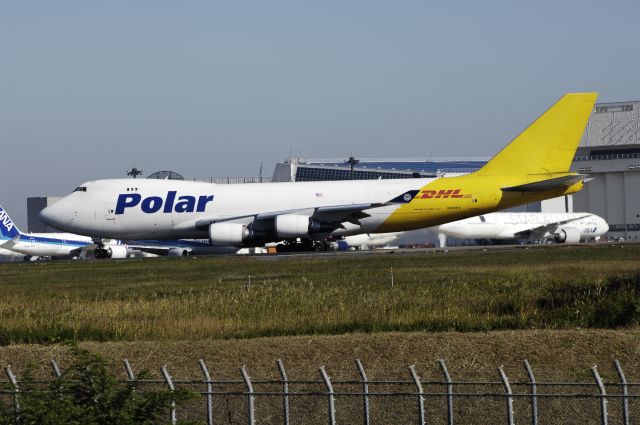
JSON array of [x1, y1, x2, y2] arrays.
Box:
[[0, 244, 639, 344]]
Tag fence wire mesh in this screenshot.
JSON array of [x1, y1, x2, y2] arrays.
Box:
[[2, 359, 639, 424]]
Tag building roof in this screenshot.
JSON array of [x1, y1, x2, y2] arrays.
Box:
[[580, 100, 640, 147]]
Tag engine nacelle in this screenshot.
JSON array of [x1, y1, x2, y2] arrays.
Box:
[[276, 214, 311, 238], [275, 214, 336, 239], [209, 222, 250, 246], [95, 245, 129, 259], [168, 248, 190, 257], [553, 226, 581, 243]]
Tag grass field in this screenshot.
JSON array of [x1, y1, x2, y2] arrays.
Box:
[[2, 242, 638, 425], [0, 244, 639, 345]]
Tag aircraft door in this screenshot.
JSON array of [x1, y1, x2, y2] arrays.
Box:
[[104, 204, 116, 225]]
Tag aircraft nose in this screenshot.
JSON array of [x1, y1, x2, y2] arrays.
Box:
[[39, 201, 72, 231]]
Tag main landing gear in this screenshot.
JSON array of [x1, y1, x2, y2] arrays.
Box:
[[275, 239, 329, 253]]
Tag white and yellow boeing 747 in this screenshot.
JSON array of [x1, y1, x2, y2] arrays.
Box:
[[40, 93, 598, 247]]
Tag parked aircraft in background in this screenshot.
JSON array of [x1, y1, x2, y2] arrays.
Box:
[[436, 212, 608, 245], [0, 204, 96, 259], [40, 93, 598, 252]]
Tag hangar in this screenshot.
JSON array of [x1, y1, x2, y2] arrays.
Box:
[[570, 100, 640, 241]]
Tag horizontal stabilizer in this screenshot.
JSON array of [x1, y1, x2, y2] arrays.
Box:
[[501, 174, 587, 193], [0, 236, 21, 250]]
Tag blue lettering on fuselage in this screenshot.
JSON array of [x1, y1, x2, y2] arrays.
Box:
[[115, 191, 214, 215]]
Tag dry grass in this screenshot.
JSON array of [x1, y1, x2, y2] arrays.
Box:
[[0, 244, 639, 344], [0, 330, 638, 382]]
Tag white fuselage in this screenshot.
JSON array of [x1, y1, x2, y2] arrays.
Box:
[[436, 212, 608, 241], [1, 232, 94, 257], [40, 178, 435, 240]]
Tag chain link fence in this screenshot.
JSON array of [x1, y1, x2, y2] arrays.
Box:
[[2, 358, 638, 424]]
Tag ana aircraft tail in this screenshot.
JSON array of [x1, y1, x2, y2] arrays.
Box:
[[475, 93, 597, 178], [0, 205, 22, 240]]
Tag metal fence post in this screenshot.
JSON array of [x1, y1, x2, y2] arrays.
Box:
[[161, 366, 177, 425], [409, 365, 425, 425], [50, 359, 62, 378], [276, 359, 290, 425], [355, 359, 370, 425], [591, 366, 608, 425], [5, 365, 19, 418], [199, 359, 214, 425], [50, 359, 64, 401], [614, 360, 629, 425], [123, 358, 136, 382], [241, 366, 255, 425], [319, 366, 336, 425], [523, 359, 538, 425], [439, 359, 454, 425], [498, 366, 514, 425], [122, 358, 137, 397]]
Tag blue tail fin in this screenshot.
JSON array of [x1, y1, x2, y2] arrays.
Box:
[[0, 205, 22, 240]]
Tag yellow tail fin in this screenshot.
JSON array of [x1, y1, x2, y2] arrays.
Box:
[[475, 93, 597, 177]]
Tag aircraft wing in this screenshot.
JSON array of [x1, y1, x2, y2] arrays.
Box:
[[194, 190, 420, 230], [0, 236, 21, 250], [194, 203, 385, 232], [513, 214, 591, 239]]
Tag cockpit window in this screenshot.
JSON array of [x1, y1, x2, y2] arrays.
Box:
[[479, 215, 486, 223], [73, 187, 87, 192]]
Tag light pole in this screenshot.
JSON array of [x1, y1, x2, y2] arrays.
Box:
[[127, 167, 143, 178], [345, 156, 359, 180]]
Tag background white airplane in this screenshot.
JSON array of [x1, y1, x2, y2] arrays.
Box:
[[436, 212, 608, 245]]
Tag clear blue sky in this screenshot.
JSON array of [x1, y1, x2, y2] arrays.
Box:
[[1, 0, 639, 228]]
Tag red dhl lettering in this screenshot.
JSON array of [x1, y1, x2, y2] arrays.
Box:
[[420, 189, 464, 199]]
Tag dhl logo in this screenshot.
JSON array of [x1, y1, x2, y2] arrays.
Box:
[[419, 189, 471, 199]]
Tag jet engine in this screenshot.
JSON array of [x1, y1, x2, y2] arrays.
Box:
[[275, 214, 335, 239], [94, 245, 129, 259], [209, 222, 250, 246], [553, 226, 581, 243], [168, 248, 190, 257]]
